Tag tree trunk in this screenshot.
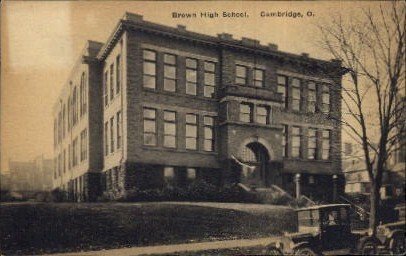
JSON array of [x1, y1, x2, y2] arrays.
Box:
[[369, 182, 380, 237]]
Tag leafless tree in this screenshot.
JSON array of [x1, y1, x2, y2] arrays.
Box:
[[318, 1, 405, 237]]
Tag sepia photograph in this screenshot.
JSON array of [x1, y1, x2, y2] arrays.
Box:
[[0, 1, 405, 255]]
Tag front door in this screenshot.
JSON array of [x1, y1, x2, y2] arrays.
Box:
[[240, 143, 270, 187]]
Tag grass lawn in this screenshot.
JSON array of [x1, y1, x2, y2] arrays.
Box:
[[169, 246, 268, 256], [0, 202, 295, 255]]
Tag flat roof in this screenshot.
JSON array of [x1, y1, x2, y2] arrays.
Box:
[[97, 12, 344, 73]]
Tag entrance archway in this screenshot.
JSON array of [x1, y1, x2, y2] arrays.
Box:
[[240, 142, 271, 187]]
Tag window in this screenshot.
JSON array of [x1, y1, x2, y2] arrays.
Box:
[[204, 116, 214, 152], [72, 86, 78, 125], [186, 58, 197, 95], [253, 69, 264, 87], [58, 111, 62, 143], [84, 73, 87, 115], [143, 50, 156, 89], [68, 144, 71, 169], [164, 167, 175, 179], [256, 106, 270, 125], [321, 84, 330, 113], [67, 96, 71, 130], [292, 126, 302, 158], [308, 82, 316, 113], [72, 137, 78, 167], [240, 103, 252, 123], [80, 129, 87, 161], [116, 111, 122, 149], [164, 54, 177, 92], [277, 75, 288, 108], [204, 61, 215, 97], [308, 128, 317, 160], [291, 78, 301, 111], [110, 117, 114, 153], [62, 105, 66, 138], [110, 64, 114, 100], [282, 125, 288, 158], [164, 111, 176, 148], [58, 154, 61, 176], [116, 55, 121, 94], [80, 73, 87, 116], [104, 122, 108, 155], [235, 65, 247, 85], [80, 79, 83, 116], [143, 108, 157, 146], [63, 149, 66, 173], [187, 168, 196, 180], [322, 130, 331, 160], [104, 72, 108, 107], [186, 114, 198, 150]]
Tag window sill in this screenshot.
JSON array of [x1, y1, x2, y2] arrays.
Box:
[[279, 108, 332, 116], [283, 158, 333, 163], [142, 87, 217, 102], [218, 121, 281, 130], [141, 145, 217, 155]]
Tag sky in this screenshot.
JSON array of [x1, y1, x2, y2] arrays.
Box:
[[1, 1, 388, 173]]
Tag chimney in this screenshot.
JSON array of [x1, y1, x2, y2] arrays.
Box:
[[268, 43, 278, 51], [123, 12, 143, 22], [177, 25, 187, 31], [217, 33, 233, 40], [241, 37, 260, 47], [330, 58, 342, 65]]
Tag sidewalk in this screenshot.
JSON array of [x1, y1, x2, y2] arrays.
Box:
[[49, 237, 278, 256]]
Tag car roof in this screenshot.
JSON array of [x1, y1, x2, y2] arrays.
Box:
[[296, 204, 351, 212]]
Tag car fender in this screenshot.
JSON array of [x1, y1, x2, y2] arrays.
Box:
[[388, 230, 405, 250], [356, 236, 381, 252], [292, 241, 312, 251], [386, 229, 404, 239]]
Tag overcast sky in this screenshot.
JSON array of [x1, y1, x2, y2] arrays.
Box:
[[1, 1, 386, 173]]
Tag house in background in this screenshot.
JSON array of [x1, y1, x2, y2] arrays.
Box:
[[52, 12, 345, 202], [8, 155, 53, 192], [343, 141, 405, 200]]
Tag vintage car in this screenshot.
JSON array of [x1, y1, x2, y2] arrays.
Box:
[[266, 203, 406, 255], [265, 204, 365, 255], [376, 220, 405, 255]]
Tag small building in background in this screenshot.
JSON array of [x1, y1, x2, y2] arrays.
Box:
[[8, 155, 53, 192]]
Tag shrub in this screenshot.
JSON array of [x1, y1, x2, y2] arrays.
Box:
[[187, 180, 218, 201], [0, 190, 13, 202], [35, 191, 54, 202], [218, 184, 260, 203], [51, 188, 69, 202], [118, 188, 165, 202]]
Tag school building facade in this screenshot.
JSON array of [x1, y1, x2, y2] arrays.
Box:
[[52, 12, 345, 202]]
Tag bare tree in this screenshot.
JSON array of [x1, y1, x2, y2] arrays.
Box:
[[319, 1, 405, 237]]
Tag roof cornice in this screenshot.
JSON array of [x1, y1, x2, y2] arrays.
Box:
[[96, 13, 344, 74]]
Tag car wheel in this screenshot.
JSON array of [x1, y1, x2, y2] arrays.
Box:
[[361, 241, 378, 255], [390, 233, 406, 255], [265, 246, 283, 255], [294, 247, 318, 256]]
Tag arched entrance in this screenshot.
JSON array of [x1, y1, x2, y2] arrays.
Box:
[[239, 142, 271, 187]]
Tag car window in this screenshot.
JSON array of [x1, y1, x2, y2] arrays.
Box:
[[340, 207, 349, 222], [322, 209, 340, 226], [298, 210, 319, 227]]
